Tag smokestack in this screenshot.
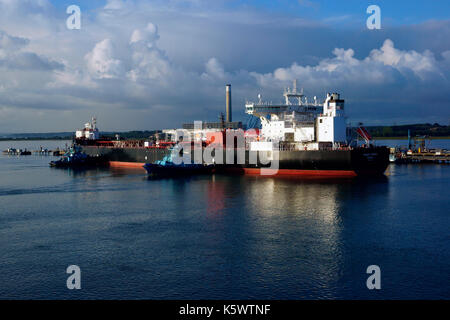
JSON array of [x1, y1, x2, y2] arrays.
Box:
[[226, 84, 232, 123]]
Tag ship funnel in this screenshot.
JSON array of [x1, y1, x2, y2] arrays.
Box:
[[226, 84, 232, 123]]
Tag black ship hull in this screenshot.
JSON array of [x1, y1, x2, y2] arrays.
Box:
[[80, 144, 389, 177]]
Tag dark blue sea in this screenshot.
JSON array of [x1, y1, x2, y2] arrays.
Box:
[[0, 140, 449, 300]]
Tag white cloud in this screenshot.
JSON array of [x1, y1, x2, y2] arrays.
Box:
[[49, 68, 97, 89], [202, 57, 226, 80], [127, 23, 171, 81], [368, 39, 442, 79], [104, 0, 128, 10], [252, 39, 448, 91], [0, 30, 62, 70], [85, 39, 123, 79], [130, 23, 159, 45], [0, 31, 29, 56], [0, 0, 449, 131]]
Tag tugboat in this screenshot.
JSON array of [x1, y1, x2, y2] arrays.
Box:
[[50, 145, 108, 168], [143, 146, 214, 177]]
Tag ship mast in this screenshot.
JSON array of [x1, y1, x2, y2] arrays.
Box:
[[283, 79, 304, 105]]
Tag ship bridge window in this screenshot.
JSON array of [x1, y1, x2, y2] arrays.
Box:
[[319, 119, 323, 123]]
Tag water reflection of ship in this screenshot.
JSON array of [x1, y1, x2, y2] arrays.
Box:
[[242, 176, 387, 216], [201, 175, 389, 295], [57, 167, 110, 177], [206, 175, 227, 216], [203, 174, 389, 218]]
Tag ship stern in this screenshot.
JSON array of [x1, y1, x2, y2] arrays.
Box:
[[351, 146, 390, 176]]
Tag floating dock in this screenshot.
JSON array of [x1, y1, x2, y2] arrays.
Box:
[[2, 148, 31, 156], [391, 149, 450, 164], [2, 147, 67, 156]]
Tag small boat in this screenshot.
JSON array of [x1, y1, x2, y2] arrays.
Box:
[[50, 146, 108, 168], [2, 148, 31, 155], [20, 149, 31, 155], [143, 148, 213, 177], [389, 153, 396, 163], [2, 148, 16, 154]]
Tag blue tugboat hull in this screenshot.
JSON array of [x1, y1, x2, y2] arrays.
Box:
[[49, 157, 108, 168]]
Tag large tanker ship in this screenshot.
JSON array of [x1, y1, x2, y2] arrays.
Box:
[[76, 82, 389, 177]]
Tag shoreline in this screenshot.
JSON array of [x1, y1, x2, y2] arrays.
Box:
[[1, 136, 450, 142], [0, 138, 73, 141]]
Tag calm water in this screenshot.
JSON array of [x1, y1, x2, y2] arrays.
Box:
[[0, 140, 449, 300]]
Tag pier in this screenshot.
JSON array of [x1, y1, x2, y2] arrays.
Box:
[[391, 150, 450, 164], [388, 132, 450, 164], [2, 147, 67, 156], [2, 148, 31, 156]]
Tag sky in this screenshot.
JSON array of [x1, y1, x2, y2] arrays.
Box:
[[0, 0, 449, 132]]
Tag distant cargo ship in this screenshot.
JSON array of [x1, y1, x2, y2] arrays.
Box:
[[76, 82, 389, 177]]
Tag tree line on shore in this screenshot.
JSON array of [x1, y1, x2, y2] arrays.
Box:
[[365, 123, 450, 138], [1, 124, 449, 141]]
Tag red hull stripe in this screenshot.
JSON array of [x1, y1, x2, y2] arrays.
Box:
[[108, 161, 358, 177], [226, 168, 358, 177], [109, 161, 146, 168]]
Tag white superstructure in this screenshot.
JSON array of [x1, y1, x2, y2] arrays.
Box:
[[245, 81, 348, 150], [75, 117, 100, 140]]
